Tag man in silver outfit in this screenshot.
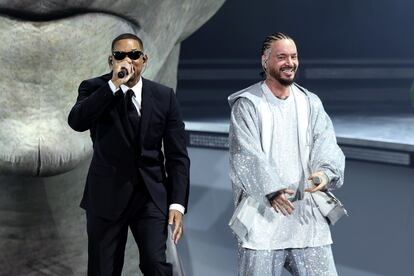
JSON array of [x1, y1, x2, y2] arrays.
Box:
[[228, 33, 345, 276]]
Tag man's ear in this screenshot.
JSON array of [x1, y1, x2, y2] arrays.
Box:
[[261, 56, 267, 71], [108, 56, 113, 69], [141, 54, 149, 73]]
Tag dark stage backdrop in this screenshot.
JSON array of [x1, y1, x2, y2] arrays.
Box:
[[177, 0, 414, 119]]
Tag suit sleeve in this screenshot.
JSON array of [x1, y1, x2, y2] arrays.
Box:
[[163, 89, 190, 211], [68, 80, 119, 132]]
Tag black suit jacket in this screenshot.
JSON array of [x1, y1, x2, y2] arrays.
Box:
[[68, 73, 190, 220]]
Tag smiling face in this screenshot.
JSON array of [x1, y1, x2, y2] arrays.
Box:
[[0, 0, 226, 176], [263, 38, 299, 86]]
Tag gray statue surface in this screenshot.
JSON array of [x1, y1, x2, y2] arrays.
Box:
[[0, 1, 225, 275]]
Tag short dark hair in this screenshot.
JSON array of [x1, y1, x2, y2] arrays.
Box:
[[261, 32, 293, 56], [111, 33, 144, 51]]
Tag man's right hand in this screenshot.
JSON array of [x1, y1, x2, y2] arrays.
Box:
[[271, 189, 295, 216], [111, 60, 134, 88]]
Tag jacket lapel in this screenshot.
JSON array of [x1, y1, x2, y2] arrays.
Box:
[[139, 78, 153, 145], [107, 75, 153, 148]]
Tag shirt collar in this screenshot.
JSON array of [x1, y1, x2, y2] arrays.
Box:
[[261, 82, 293, 104], [120, 76, 142, 98]]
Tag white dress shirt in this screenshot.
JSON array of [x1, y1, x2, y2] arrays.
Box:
[[108, 78, 185, 215]]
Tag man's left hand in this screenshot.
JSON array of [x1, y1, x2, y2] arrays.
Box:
[[305, 171, 328, 193], [168, 210, 183, 244]]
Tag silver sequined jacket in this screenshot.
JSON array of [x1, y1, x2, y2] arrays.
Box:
[[228, 82, 345, 249]]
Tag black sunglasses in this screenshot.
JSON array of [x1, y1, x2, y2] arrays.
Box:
[[112, 50, 144, 60]]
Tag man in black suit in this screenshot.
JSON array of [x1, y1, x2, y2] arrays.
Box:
[[68, 33, 190, 276]]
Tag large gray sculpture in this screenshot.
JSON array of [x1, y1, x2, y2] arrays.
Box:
[[0, 1, 225, 275]]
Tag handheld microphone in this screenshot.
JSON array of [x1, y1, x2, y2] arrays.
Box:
[[118, 68, 127, 78]]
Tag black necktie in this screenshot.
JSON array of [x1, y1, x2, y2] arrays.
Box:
[[126, 89, 140, 136]]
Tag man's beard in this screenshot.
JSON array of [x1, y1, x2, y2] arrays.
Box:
[[268, 66, 296, 87], [278, 77, 294, 86], [126, 72, 139, 86]]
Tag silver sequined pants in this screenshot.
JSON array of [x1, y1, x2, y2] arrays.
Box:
[[239, 245, 338, 276]]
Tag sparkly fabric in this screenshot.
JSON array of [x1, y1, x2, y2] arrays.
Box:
[[228, 82, 345, 250], [239, 245, 338, 276]]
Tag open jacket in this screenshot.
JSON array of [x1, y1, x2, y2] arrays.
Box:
[[228, 82, 345, 247]]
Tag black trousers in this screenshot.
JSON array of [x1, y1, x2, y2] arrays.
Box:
[[86, 183, 172, 276]]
